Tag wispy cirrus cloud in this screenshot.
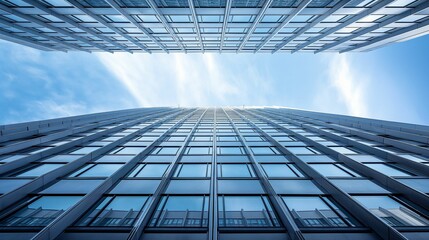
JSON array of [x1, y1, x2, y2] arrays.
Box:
[[313, 54, 369, 118], [96, 53, 273, 107]]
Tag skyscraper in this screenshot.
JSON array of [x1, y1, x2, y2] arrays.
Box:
[[0, 0, 428, 53], [0, 107, 428, 240]]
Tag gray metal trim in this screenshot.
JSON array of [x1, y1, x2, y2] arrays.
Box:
[[220, 0, 232, 53], [272, 0, 351, 53], [238, 108, 408, 240], [126, 109, 207, 240], [255, 0, 311, 53], [66, 0, 149, 53], [187, 0, 204, 52], [257, 109, 429, 212], [237, 0, 274, 52], [31, 109, 193, 240], [144, 0, 186, 51], [317, 1, 429, 53], [0, 109, 176, 212], [292, 0, 394, 53], [104, 0, 168, 52], [341, 17, 429, 53], [0, 27, 61, 51], [223, 108, 305, 240]]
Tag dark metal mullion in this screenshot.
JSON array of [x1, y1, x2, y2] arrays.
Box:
[[285, 110, 429, 160], [265, 109, 429, 176], [222, 108, 305, 240], [208, 108, 218, 240], [84, 195, 116, 227], [23, 0, 128, 52], [239, 108, 409, 240], [0, 108, 151, 143], [126, 108, 208, 240], [0, 109, 171, 175], [0, 109, 161, 155], [0, 109, 179, 214], [31, 109, 196, 240], [292, 109, 429, 137], [259, 109, 429, 212], [318, 195, 352, 227]]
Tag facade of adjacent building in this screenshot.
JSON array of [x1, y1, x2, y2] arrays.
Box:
[[0, 0, 428, 53], [0, 107, 429, 240]]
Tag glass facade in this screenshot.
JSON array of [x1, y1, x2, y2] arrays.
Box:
[[0, 1, 428, 53], [1, 107, 429, 240]]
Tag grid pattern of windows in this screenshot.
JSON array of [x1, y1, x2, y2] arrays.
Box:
[[0, 1, 428, 53], [1, 107, 429, 240]]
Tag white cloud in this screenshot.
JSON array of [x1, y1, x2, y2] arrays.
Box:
[[96, 53, 271, 107], [313, 54, 369, 118]]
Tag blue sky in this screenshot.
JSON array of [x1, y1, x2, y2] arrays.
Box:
[[0, 34, 428, 125]]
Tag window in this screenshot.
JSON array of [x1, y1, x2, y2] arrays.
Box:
[[152, 147, 180, 155], [217, 136, 238, 142], [69, 147, 100, 155], [309, 164, 361, 177], [354, 196, 429, 226], [150, 196, 209, 227], [282, 196, 359, 228], [217, 147, 245, 155], [193, 136, 212, 141], [261, 164, 304, 178], [70, 164, 123, 177], [129, 164, 169, 178], [0, 196, 81, 226], [76, 196, 149, 226], [13, 164, 65, 177], [363, 163, 412, 177], [244, 136, 264, 142], [114, 147, 145, 155], [185, 147, 213, 155], [329, 146, 359, 155], [218, 196, 280, 227], [251, 147, 280, 155], [286, 147, 319, 155], [218, 164, 255, 177], [174, 164, 211, 177]]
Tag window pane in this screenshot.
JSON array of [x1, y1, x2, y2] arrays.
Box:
[[150, 196, 208, 227], [251, 147, 278, 155], [15, 164, 65, 177], [218, 164, 254, 177], [309, 164, 359, 177], [217, 147, 244, 155], [286, 147, 316, 155], [0, 196, 81, 226], [261, 164, 301, 177], [186, 147, 212, 155], [283, 196, 358, 227], [89, 196, 148, 226], [364, 163, 411, 177], [354, 196, 429, 226], [115, 147, 145, 155], [175, 164, 210, 177], [131, 164, 169, 177], [219, 196, 279, 227], [78, 164, 123, 177]]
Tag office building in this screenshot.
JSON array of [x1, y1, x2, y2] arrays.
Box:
[[0, 0, 428, 53], [1, 107, 429, 240]]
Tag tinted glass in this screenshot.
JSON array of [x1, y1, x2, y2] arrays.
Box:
[[15, 164, 65, 177], [78, 196, 148, 226], [283, 196, 358, 227], [150, 196, 208, 227], [219, 196, 279, 227], [0, 196, 81, 226], [218, 164, 254, 177]]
